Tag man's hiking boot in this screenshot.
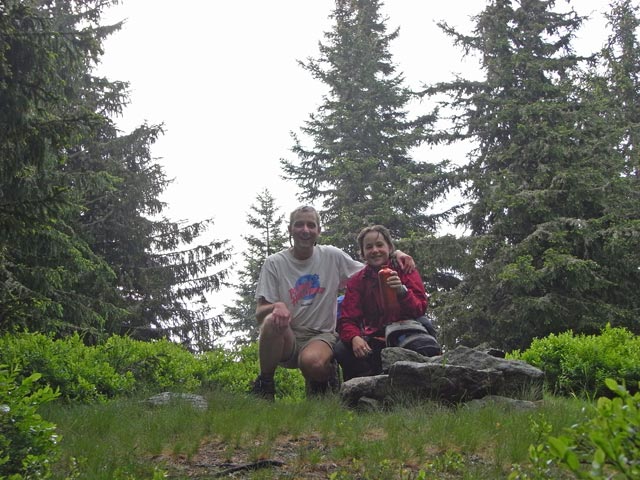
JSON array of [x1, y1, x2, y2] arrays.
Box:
[[305, 379, 329, 397], [250, 375, 275, 401], [328, 359, 342, 392], [305, 360, 341, 398]]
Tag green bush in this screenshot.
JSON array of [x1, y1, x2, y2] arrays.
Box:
[[510, 379, 640, 479], [0, 333, 211, 401], [98, 336, 207, 393], [0, 365, 60, 479], [0, 333, 134, 402], [508, 325, 640, 398], [0, 332, 307, 403], [200, 343, 306, 400]]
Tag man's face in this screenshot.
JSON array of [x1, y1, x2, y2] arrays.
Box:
[[289, 211, 320, 249]]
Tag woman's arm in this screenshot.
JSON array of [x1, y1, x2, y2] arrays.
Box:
[[337, 278, 366, 342], [397, 270, 428, 319]]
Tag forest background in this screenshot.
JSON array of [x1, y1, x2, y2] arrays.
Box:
[[1, 0, 638, 353], [97, 0, 610, 340]]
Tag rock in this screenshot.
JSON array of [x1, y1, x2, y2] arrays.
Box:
[[381, 347, 433, 369], [340, 375, 390, 408], [340, 345, 544, 409], [389, 361, 503, 403], [146, 392, 208, 410], [357, 396, 382, 412], [435, 346, 544, 399], [465, 395, 541, 411]]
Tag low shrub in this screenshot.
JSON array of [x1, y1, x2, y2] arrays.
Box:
[[0, 333, 134, 402], [199, 343, 306, 400], [0, 333, 209, 401], [508, 325, 640, 398], [510, 379, 640, 479], [98, 335, 206, 393], [0, 333, 305, 403], [0, 365, 60, 479]]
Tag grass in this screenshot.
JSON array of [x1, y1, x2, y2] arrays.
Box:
[[42, 388, 590, 479]]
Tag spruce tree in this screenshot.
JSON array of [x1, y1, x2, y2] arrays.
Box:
[[0, 0, 123, 334], [281, 0, 446, 257], [423, 0, 638, 351], [67, 117, 232, 348], [581, 0, 640, 334], [601, 0, 640, 182], [0, 0, 232, 348], [224, 190, 287, 346]]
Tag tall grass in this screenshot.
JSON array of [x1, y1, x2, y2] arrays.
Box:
[[42, 389, 590, 479]]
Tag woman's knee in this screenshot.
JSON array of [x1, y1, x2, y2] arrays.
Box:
[[333, 340, 352, 364]]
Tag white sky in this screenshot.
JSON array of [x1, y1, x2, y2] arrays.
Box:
[[96, 0, 609, 314]]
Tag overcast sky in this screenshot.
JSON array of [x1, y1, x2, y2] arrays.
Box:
[[96, 1, 609, 312]]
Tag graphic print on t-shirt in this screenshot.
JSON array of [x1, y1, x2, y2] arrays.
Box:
[[290, 274, 326, 306]]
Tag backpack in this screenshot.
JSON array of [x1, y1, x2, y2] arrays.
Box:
[[385, 319, 442, 357]]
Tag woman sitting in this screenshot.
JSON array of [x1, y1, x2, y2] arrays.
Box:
[[335, 225, 441, 381]]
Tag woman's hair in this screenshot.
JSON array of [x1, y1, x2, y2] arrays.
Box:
[[356, 225, 395, 258]]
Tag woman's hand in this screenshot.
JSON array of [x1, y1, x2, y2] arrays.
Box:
[[351, 336, 372, 358], [385, 270, 402, 289]]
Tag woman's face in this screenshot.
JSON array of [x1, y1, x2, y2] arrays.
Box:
[[361, 231, 391, 269]]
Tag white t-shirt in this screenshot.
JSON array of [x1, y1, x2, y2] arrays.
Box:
[[255, 245, 363, 333]]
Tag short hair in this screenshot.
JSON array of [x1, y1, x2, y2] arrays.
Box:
[[356, 225, 395, 258], [289, 205, 320, 229]]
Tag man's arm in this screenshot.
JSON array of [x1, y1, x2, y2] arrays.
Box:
[[393, 249, 416, 273], [256, 297, 275, 324], [256, 297, 291, 328]]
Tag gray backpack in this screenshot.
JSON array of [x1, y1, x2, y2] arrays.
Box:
[[385, 319, 442, 357]]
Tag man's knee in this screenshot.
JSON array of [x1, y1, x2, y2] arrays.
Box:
[[259, 315, 288, 339], [299, 349, 331, 371], [298, 341, 333, 379]]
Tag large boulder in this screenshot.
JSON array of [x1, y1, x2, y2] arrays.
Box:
[[340, 345, 544, 409], [421, 345, 545, 399]]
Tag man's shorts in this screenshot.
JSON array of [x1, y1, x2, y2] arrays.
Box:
[[280, 327, 338, 369]]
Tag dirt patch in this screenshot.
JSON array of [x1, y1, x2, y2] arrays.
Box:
[[152, 431, 489, 479], [153, 432, 342, 478]]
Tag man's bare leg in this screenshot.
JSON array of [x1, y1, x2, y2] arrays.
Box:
[[257, 314, 296, 378], [298, 339, 334, 382], [250, 315, 296, 400]]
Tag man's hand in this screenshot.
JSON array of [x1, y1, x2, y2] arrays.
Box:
[[394, 249, 415, 273], [270, 302, 291, 330]]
